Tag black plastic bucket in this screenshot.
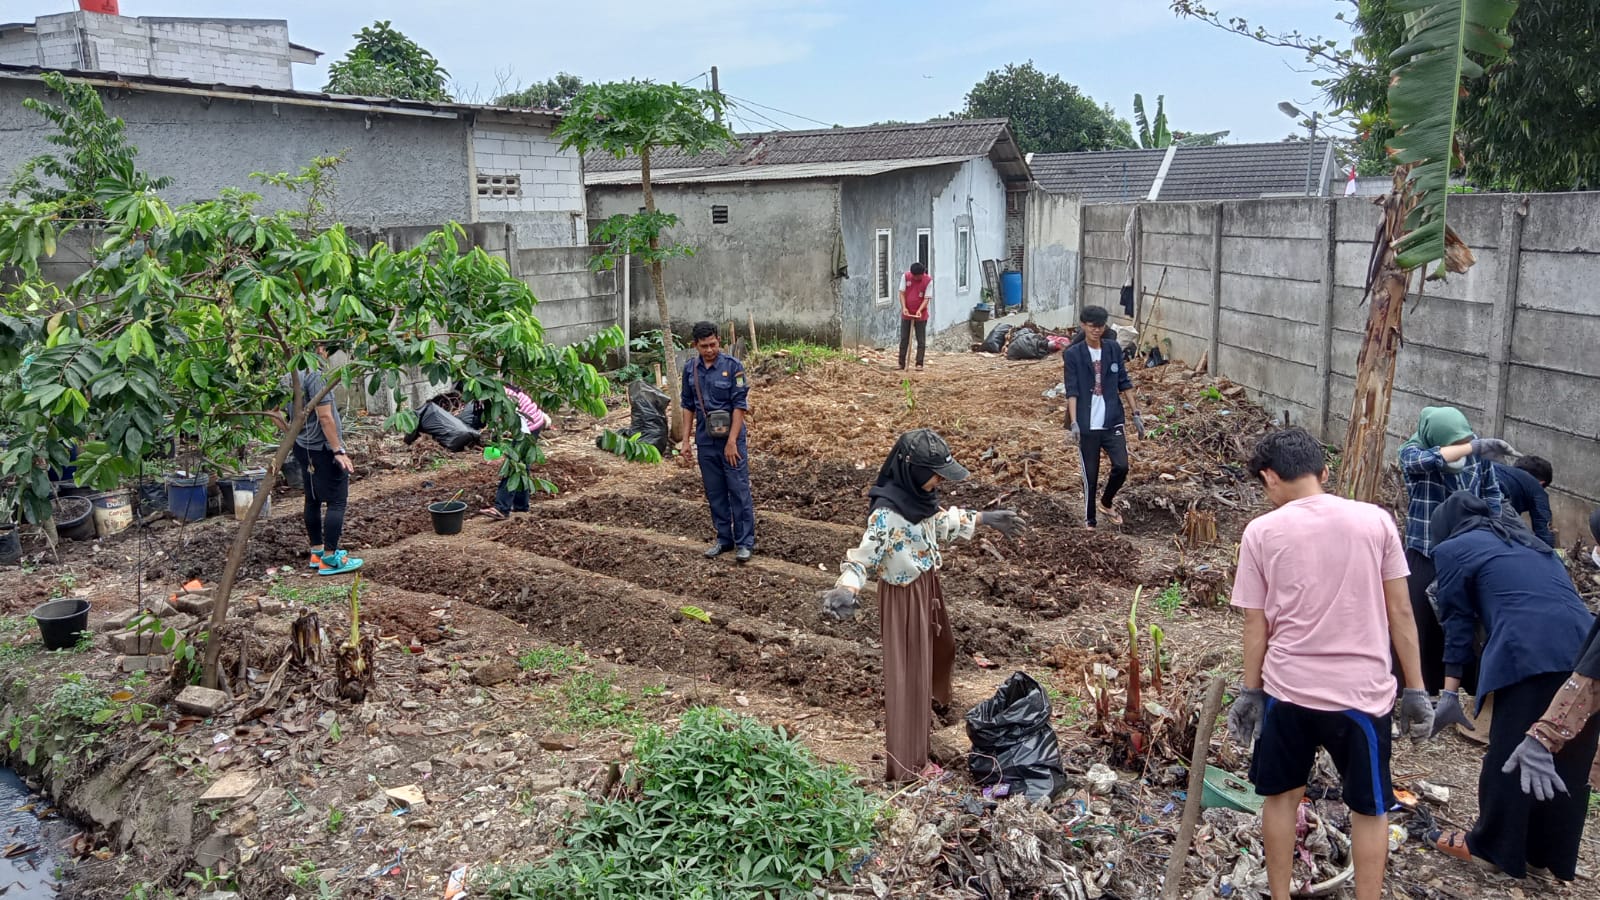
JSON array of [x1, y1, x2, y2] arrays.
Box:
[[0, 525, 19, 567], [53, 495, 96, 541], [32, 598, 90, 651], [428, 500, 468, 535]]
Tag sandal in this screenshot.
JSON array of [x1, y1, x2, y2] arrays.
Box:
[[480, 507, 507, 520], [1429, 829, 1472, 862], [1099, 502, 1124, 526]]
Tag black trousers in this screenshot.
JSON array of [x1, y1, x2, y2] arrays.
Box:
[[294, 443, 348, 553], [1079, 426, 1129, 526], [1467, 672, 1600, 880], [898, 318, 927, 369]]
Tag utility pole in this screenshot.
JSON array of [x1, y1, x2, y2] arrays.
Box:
[[1303, 111, 1321, 196], [710, 65, 722, 125]]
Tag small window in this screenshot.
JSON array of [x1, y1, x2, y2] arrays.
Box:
[[916, 228, 931, 271], [711, 205, 729, 225], [476, 173, 521, 198], [957, 226, 971, 292], [875, 229, 893, 305]]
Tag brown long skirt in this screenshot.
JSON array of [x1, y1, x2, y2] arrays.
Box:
[[880, 572, 955, 782]]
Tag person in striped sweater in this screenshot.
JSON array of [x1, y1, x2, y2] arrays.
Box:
[[481, 385, 550, 520]]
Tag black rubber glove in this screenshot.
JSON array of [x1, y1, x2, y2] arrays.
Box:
[[1227, 688, 1267, 742], [1469, 437, 1518, 461], [1429, 690, 1474, 738], [1397, 688, 1436, 741], [979, 509, 1026, 538], [1502, 735, 1569, 801], [820, 587, 859, 622]]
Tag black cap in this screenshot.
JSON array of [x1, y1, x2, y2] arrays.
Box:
[[902, 428, 969, 483]]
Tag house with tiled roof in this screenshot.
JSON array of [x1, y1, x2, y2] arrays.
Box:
[[1031, 141, 1337, 203], [586, 119, 1036, 349]]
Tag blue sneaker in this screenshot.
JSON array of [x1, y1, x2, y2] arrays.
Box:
[[316, 549, 364, 576]]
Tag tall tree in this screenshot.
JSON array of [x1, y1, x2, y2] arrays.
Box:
[[1, 74, 618, 686], [1171, 0, 1599, 190], [958, 61, 1128, 154], [323, 20, 451, 101], [555, 81, 734, 444], [494, 73, 585, 110], [1339, 0, 1519, 503]]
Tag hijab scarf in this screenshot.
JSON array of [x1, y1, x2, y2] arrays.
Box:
[[1432, 490, 1551, 554], [867, 433, 941, 522]]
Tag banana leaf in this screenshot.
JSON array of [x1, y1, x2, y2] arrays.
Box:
[[1385, 0, 1519, 273]]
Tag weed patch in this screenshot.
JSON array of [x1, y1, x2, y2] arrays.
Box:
[[481, 707, 877, 900], [554, 672, 640, 732], [517, 645, 585, 675]]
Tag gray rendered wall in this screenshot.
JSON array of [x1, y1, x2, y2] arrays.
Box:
[[589, 180, 843, 344], [1082, 192, 1600, 544], [0, 80, 472, 230], [839, 165, 959, 348], [1023, 187, 1081, 315]]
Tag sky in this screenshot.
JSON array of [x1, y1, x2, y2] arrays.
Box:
[[13, 0, 1355, 143]]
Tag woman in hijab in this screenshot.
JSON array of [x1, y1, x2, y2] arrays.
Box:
[[820, 428, 1025, 783], [1425, 491, 1598, 880], [1398, 406, 1515, 693]]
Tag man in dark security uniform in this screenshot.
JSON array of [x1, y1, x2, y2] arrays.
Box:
[[679, 321, 755, 562]]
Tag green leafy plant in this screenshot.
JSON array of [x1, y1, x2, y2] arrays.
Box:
[[183, 868, 237, 892], [326, 806, 346, 833], [1199, 385, 1224, 403], [0, 75, 621, 688], [0, 616, 39, 664], [481, 707, 878, 899], [517, 646, 585, 675], [322, 20, 450, 101], [902, 377, 917, 412], [558, 80, 735, 443], [595, 429, 662, 463], [1155, 581, 1183, 617], [556, 672, 641, 732]]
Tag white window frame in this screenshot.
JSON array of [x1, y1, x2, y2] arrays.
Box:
[[874, 228, 893, 306], [956, 225, 971, 293], [916, 228, 931, 271]]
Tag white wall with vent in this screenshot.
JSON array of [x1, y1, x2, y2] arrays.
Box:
[[471, 123, 585, 247]]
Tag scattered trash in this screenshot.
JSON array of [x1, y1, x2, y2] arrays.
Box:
[[1085, 763, 1117, 796], [444, 863, 469, 899]]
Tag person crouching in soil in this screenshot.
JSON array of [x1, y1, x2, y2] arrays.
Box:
[[820, 429, 1025, 782]]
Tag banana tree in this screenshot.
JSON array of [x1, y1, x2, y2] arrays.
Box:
[[1339, 0, 1518, 503], [1134, 94, 1172, 149]]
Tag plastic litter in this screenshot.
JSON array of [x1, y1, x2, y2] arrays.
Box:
[[965, 671, 1068, 802]]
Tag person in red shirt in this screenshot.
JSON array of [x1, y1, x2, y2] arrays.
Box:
[[898, 262, 931, 371]]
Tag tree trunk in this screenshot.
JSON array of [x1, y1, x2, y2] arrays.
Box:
[[1339, 181, 1416, 504], [201, 432, 299, 689], [640, 147, 683, 444]]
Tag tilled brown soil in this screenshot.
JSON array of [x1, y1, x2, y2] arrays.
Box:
[[359, 537, 887, 713]]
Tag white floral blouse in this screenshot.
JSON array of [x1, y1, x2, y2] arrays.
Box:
[[836, 505, 980, 592]]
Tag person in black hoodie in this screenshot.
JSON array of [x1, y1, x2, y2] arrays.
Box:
[[1062, 306, 1144, 528]]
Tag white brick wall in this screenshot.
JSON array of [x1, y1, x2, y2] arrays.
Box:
[[7, 12, 304, 90], [470, 123, 584, 216]]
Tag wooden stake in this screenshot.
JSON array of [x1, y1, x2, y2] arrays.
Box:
[[652, 362, 663, 389], [747, 311, 759, 353], [1162, 676, 1227, 900]]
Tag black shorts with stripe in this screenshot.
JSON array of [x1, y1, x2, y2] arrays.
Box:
[[1248, 696, 1395, 817]]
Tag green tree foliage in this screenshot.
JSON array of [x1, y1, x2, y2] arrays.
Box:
[[5, 73, 170, 207], [322, 20, 451, 101], [493, 73, 584, 109], [1132, 94, 1228, 149], [556, 81, 734, 442], [958, 61, 1129, 154], [0, 74, 617, 684], [1172, 0, 1599, 191]]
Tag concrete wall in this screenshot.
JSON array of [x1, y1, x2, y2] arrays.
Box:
[[590, 180, 843, 345], [0, 79, 472, 230], [928, 157, 1007, 334], [1024, 187, 1081, 315], [471, 122, 584, 248], [1082, 192, 1600, 545], [2, 12, 306, 90], [515, 245, 622, 349]]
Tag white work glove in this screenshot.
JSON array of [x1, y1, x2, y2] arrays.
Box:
[[1469, 437, 1518, 462], [1065, 421, 1080, 447]]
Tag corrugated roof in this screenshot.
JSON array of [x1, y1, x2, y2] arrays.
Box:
[[1032, 141, 1335, 202], [0, 64, 560, 125], [585, 118, 1031, 185], [586, 156, 979, 186]]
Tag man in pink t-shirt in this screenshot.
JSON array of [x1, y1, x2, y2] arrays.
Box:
[[1227, 427, 1434, 900]]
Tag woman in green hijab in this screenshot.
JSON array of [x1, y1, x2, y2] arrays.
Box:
[[1398, 406, 1516, 693]]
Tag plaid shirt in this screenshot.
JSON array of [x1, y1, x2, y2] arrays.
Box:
[[1399, 445, 1504, 555]]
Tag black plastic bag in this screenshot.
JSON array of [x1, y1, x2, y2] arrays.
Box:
[[981, 323, 1014, 354], [623, 380, 670, 452], [457, 399, 484, 431], [1005, 330, 1051, 360], [416, 401, 481, 452], [966, 671, 1068, 801]]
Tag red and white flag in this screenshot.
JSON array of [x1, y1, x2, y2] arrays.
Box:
[[1343, 165, 1359, 197], [79, 1, 120, 14]]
